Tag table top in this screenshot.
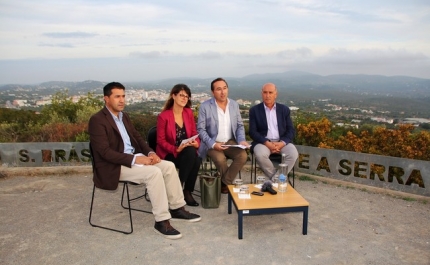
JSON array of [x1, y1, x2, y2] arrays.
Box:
[[228, 184, 309, 210]]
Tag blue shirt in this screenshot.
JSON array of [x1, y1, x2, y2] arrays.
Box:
[[107, 109, 138, 165]]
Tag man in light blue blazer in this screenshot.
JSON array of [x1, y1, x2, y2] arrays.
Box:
[[249, 83, 298, 179], [197, 77, 250, 193]]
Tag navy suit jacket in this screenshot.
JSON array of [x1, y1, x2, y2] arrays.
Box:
[[249, 102, 295, 152]]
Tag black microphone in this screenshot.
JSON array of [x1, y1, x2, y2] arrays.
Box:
[[261, 180, 277, 195]]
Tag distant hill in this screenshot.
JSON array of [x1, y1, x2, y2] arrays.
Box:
[[1, 71, 429, 100], [127, 71, 430, 99]]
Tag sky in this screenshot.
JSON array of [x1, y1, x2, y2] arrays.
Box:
[[1, 0, 430, 84]]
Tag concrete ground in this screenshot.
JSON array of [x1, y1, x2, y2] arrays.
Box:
[[0, 166, 429, 265]]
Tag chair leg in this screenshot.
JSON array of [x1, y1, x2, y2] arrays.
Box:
[[89, 183, 133, 234], [291, 167, 295, 188], [121, 183, 152, 214], [250, 153, 254, 184], [253, 154, 257, 184]]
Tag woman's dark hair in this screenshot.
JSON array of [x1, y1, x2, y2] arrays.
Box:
[[162, 84, 192, 111], [103, 82, 125, 96], [210, 77, 228, 92]]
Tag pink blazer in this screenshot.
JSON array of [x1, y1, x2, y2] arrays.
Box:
[[156, 107, 200, 159]]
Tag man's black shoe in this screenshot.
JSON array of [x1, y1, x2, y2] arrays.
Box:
[[170, 207, 201, 222], [154, 220, 182, 239]]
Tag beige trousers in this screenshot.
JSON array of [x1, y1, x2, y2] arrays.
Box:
[[120, 160, 185, 222]]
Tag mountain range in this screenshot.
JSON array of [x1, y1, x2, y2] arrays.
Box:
[[1, 71, 430, 101]]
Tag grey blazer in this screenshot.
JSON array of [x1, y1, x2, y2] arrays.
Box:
[[197, 97, 246, 159]]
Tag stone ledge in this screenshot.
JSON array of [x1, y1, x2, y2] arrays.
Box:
[[0, 166, 92, 178]]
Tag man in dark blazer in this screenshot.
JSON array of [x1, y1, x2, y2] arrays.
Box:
[[249, 83, 298, 179], [88, 82, 200, 240]]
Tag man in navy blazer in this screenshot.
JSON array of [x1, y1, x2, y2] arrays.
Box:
[[197, 77, 250, 193], [249, 83, 298, 179]]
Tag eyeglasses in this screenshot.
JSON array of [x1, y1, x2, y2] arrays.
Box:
[[177, 94, 189, 99]]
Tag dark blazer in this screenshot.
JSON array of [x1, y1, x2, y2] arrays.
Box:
[[88, 106, 153, 190], [156, 107, 200, 159], [249, 102, 295, 152]]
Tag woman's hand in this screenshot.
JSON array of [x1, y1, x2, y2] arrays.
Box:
[[188, 140, 199, 148], [177, 140, 199, 153]]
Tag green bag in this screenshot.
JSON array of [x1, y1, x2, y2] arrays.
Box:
[[199, 175, 221, 209]]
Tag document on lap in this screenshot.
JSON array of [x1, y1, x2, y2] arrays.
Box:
[[180, 134, 199, 145], [220, 144, 249, 149]]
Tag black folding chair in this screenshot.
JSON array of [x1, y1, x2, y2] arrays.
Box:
[[88, 143, 151, 234]]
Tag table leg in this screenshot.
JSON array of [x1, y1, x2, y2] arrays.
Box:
[[238, 210, 243, 239], [228, 192, 232, 214], [303, 207, 308, 235]]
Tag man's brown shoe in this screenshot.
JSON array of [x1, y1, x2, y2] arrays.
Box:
[[221, 185, 229, 194]]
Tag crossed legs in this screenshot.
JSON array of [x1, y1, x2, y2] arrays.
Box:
[[120, 160, 185, 222]]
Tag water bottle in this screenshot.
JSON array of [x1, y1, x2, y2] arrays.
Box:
[[278, 171, 287, 192], [278, 154, 288, 192]]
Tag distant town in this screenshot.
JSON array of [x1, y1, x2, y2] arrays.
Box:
[[2, 84, 429, 130], [2, 71, 430, 130]]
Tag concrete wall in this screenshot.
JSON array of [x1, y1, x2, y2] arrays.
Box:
[[1, 143, 429, 196]]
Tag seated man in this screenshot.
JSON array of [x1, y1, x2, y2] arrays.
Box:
[[197, 77, 249, 194], [88, 82, 200, 240], [249, 83, 298, 179]]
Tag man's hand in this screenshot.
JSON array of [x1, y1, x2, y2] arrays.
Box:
[[135, 155, 154, 165], [272, 141, 285, 153], [239, 141, 250, 148], [148, 153, 161, 165], [265, 141, 279, 154], [214, 142, 228, 151]]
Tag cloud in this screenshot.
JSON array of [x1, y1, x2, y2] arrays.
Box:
[[276, 47, 313, 59], [196, 51, 222, 60], [38, 43, 75, 48], [129, 51, 162, 58], [42, 32, 98, 38], [0, 0, 429, 82], [319, 48, 429, 65]]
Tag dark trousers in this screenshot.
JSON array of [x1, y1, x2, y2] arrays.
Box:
[[165, 146, 201, 192]]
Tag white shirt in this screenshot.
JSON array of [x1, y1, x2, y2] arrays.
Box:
[[215, 99, 232, 143]]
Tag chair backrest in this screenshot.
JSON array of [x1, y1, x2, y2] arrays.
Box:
[[147, 126, 157, 151], [89, 142, 96, 172], [269, 153, 282, 163]]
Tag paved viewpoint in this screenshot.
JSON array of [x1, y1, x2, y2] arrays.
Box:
[[1, 168, 429, 265]]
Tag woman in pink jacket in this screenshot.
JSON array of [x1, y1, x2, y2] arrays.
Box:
[[157, 84, 201, 206]]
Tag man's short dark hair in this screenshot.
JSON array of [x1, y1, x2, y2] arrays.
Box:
[[210, 77, 228, 92], [103, 82, 125, 97]]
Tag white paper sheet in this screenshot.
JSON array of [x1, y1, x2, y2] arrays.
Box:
[[220, 144, 249, 149], [180, 134, 199, 145]]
